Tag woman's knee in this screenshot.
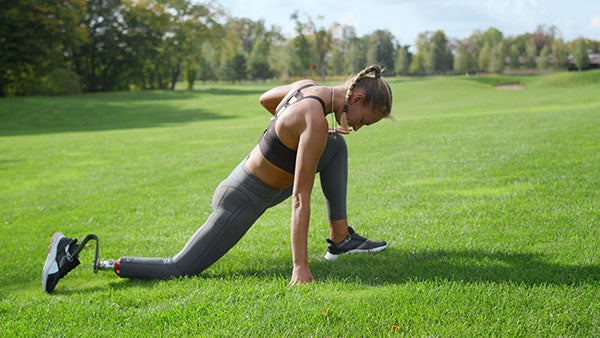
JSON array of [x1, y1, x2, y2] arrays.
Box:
[[327, 134, 347, 154]]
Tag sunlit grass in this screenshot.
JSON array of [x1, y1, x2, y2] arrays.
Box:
[[1, 72, 599, 335]]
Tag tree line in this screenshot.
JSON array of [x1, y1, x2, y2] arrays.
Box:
[[2, 0, 599, 96]]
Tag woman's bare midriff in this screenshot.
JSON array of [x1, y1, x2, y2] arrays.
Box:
[[245, 145, 294, 189]]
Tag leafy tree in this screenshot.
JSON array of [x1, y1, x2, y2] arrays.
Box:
[[478, 27, 504, 48], [367, 30, 397, 75], [587, 39, 600, 53], [531, 25, 557, 52], [366, 42, 377, 66], [184, 62, 197, 90], [453, 43, 470, 74], [412, 32, 431, 73], [551, 38, 569, 69], [306, 16, 333, 81], [508, 44, 521, 69], [248, 37, 274, 80], [489, 43, 506, 74], [395, 45, 411, 75], [344, 38, 366, 74], [524, 38, 537, 69], [478, 43, 491, 72], [161, 0, 216, 90], [425, 30, 452, 74], [537, 46, 550, 69], [74, 0, 134, 92], [0, 0, 87, 96], [408, 53, 425, 75], [267, 30, 290, 79], [228, 18, 266, 56], [290, 12, 312, 77], [329, 47, 345, 75], [327, 23, 355, 75], [572, 38, 590, 71]]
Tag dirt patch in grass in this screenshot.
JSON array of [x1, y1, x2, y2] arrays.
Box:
[[496, 84, 526, 90]]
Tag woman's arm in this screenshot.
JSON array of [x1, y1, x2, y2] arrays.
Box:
[[259, 80, 317, 115], [289, 107, 328, 286]]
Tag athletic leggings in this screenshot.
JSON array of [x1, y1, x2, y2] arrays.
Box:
[[118, 135, 348, 279]]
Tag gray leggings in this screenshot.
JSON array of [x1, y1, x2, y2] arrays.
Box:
[[119, 134, 348, 279]]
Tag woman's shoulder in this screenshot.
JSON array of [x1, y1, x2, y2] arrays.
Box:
[[291, 79, 319, 89]]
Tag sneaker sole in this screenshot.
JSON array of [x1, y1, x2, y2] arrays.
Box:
[[42, 232, 64, 293], [324, 243, 387, 261]]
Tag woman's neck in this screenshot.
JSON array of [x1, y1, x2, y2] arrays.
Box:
[[329, 85, 346, 117]]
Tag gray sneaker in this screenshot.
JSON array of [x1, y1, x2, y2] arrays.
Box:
[[324, 226, 387, 261]]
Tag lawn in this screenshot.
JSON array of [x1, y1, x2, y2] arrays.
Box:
[[1, 71, 599, 336]]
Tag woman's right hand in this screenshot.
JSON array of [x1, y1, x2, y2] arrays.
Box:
[[328, 127, 351, 134], [289, 265, 315, 286]]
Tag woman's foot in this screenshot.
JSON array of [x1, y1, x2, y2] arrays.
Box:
[[324, 226, 387, 260]]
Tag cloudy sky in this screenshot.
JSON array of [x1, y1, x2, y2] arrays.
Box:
[[215, 0, 600, 45]]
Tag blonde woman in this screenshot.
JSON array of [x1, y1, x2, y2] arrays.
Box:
[[43, 64, 393, 292]]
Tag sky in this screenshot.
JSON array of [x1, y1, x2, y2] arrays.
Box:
[[214, 0, 600, 46]]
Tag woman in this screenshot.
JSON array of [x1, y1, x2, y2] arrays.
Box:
[[42, 64, 393, 293]]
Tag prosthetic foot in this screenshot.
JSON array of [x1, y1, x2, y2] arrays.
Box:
[[42, 233, 100, 293]]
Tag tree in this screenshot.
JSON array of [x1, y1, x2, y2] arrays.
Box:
[[478, 43, 491, 72], [290, 12, 312, 77], [74, 0, 133, 92], [395, 45, 411, 75], [413, 32, 431, 74], [408, 53, 425, 75], [453, 42, 471, 74], [219, 53, 246, 82], [551, 38, 568, 69], [306, 16, 333, 81], [572, 38, 590, 71], [489, 43, 505, 74], [344, 38, 366, 74], [0, 0, 87, 96], [478, 27, 503, 48], [329, 47, 345, 75], [531, 25, 557, 52], [525, 38, 537, 69], [227, 18, 266, 56], [327, 22, 355, 75], [366, 30, 397, 75], [425, 30, 452, 74], [248, 37, 274, 80], [538, 45, 550, 69], [508, 44, 521, 69]]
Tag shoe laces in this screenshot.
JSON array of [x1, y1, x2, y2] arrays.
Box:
[[347, 226, 366, 241]]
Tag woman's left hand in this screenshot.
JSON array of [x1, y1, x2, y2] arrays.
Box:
[[289, 265, 315, 286]]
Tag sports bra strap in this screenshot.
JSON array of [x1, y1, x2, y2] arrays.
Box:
[[275, 83, 327, 115], [296, 83, 317, 91], [303, 95, 326, 115]]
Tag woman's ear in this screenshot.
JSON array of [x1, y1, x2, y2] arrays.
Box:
[[351, 91, 365, 104]]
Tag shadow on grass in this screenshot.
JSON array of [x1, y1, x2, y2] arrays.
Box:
[[0, 89, 253, 136], [40, 248, 598, 295], [216, 248, 599, 286]]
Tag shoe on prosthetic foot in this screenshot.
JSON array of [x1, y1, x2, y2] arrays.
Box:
[[42, 232, 100, 293], [324, 226, 387, 261]]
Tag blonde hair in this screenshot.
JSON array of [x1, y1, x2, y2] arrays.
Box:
[[340, 64, 393, 130]]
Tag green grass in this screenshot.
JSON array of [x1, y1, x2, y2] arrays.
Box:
[[1, 72, 599, 336]]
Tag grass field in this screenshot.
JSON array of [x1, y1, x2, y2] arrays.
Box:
[[1, 71, 599, 336]]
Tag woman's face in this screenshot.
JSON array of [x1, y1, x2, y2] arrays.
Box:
[[345, 92, 385, 132]]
